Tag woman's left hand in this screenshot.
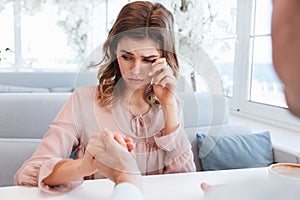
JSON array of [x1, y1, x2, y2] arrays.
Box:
[[150, 58, 177, 107]]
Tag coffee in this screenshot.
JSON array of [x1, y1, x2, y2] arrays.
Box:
[[272, 164, 300, 179], [270, 163, 300, 179]]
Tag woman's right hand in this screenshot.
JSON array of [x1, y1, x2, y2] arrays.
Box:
[[81, 129, 135, 177]]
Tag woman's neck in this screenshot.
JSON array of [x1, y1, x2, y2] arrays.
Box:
[[123, 88, 150, 116]]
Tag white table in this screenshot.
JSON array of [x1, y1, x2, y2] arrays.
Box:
[[0, 167, 268, 200]]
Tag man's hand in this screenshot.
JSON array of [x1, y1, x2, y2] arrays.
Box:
[[86, 129, 142, 190]]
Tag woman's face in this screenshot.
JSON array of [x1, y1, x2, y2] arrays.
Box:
[[115, 36, 161, 91]]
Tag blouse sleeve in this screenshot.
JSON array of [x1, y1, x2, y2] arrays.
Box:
[[153, 99, 196, 173], [14, 93, 83, 194]]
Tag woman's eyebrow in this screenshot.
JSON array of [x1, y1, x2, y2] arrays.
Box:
[[119, 50, 159, 59], [142, 55, 160, 59], [119, 50, 133, 55]]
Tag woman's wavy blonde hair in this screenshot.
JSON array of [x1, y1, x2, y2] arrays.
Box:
[[97, 1, 179, 108]]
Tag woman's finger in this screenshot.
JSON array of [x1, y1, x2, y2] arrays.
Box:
[[152, 57, 167, 66], [113, 132, 127, 148], [125, 137, 135, 151], [153, 67, 172, 83], [158, 75, 177, 89], [151, 64, 173, 77], [150, 58, 171, 76], [126, 141, 135, 151]]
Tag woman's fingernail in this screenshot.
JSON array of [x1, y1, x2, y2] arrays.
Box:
[[104, 128, 110, 132], [148, 71, 152, 76], [151, 62, 155, 66], [103, 128, 111, 136]]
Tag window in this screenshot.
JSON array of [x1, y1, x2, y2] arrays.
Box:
[[0, 2, 14, 69], [0, 0, 129, 72], [249, 0, 286, 108], [172, 0, 237, 95], [230, 0, 300, 130], [201, 0, 237, 97], [20, 3, 77, 70]]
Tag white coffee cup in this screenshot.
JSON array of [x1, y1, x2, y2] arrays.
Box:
[[268, 163, 300, 199]]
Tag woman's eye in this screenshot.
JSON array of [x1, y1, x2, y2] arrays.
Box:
[[121, 55, 132, 60], [144, 59, 155, 63]]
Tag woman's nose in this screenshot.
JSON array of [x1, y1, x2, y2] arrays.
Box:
[[131, 61, 142, 74]]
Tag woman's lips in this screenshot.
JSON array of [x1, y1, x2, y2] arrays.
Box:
[[128, 78, 144, 84]]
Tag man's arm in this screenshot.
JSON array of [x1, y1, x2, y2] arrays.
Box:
[[272, 0, 300, 117]]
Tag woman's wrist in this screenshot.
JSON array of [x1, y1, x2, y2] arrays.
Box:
[[78, 158, 89, 177], [160, 97, 177, 109], [43, 159, 83, 186], [162, 103, 179, 134]]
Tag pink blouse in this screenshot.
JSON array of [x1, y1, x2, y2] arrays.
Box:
[[14, 86, 196, 193]]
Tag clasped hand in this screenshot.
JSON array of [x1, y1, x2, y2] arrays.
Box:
[[81, 128, 141, 187]]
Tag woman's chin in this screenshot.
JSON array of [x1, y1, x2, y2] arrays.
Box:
[[126, 84, 148, 93]]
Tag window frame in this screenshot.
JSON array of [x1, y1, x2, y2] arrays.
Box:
[[229, 0, 300, 131]]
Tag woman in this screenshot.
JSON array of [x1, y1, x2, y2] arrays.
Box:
[[14, 1, 195, 194]]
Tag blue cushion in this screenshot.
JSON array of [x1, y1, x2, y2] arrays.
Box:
[[197, 131, 274, 171]]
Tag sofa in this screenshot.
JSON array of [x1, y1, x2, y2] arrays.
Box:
[[0, 72, 98, 93], [0, 72, 187, 93], [0, 93, 70, 186], [0, 91, 290, 187]]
